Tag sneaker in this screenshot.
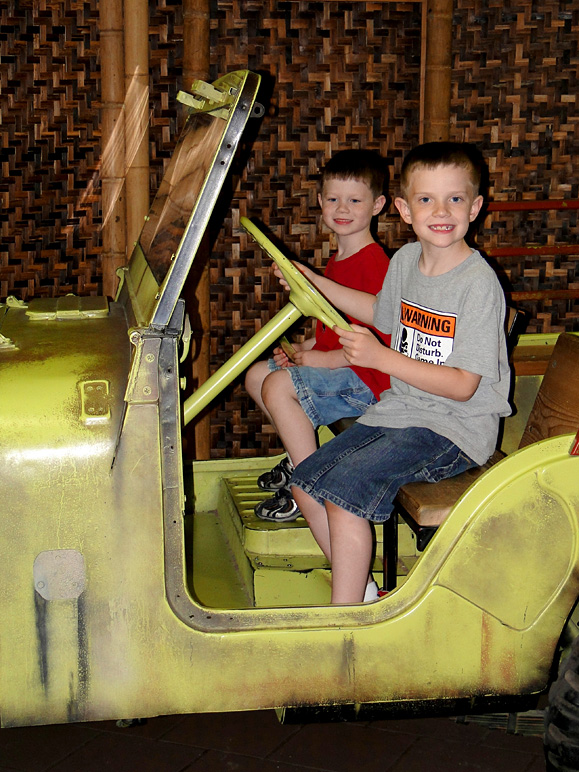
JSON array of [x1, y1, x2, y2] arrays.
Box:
[[257, 457, 294, 491], [363, 580, 379, 602], [255, 487, 300, 522]]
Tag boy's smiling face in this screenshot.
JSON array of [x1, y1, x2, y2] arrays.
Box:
[[318, 178, 385, 241], [394, 164, 483, 261]]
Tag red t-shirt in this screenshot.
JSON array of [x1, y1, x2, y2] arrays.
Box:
[[313, 242, 391, 398]]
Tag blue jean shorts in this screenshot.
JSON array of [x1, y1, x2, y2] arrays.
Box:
[[267, 360, 376, 429], [291, 423, 477, 523]]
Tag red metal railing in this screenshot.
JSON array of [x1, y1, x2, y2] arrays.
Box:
[[482, 199, 579, 303], [487, 201, 579, 212]]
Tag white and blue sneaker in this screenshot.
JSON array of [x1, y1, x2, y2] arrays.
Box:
[[257, 457, 294, 492], [255, 487, 300, 522]]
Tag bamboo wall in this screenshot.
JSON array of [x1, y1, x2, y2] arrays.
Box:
[[450, 0, 579, 333], [0, 0, 101, 298], [208, 0, 423, 456], [207, 0, 579, 458], [0, 0, 577, 459]]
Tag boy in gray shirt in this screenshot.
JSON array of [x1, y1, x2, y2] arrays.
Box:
[[287, 142, 511, 604]]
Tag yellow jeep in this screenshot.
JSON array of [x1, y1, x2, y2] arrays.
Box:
[[1, 70, 578, 771]]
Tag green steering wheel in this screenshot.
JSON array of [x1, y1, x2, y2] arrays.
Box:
[[240, 217, 352, 332]]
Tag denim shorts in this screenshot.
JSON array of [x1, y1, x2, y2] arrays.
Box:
[[267, 360, 376, 429], [291, 423, 477, 523]]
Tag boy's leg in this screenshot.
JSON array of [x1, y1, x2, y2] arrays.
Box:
[[291, 424, 477, 603], [326, 502, 373, 604], [262, 369, 318, 466], [292, 486, 332, 559], [256, 366, 376, 522], [293, 424, 476, 520], [292, 487, 374, 603], [290, 424, 382, 603], [262, 365, 377, 468], [254, 368, 319, 522], [245, 360, 275, 426]]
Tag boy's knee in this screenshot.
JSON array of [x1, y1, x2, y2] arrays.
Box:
[[245, 360, 266, 397], [244, 363, 256, 390], [262, 368, 295, 408]]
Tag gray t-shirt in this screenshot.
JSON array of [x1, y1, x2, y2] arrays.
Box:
[[358, 242, 512, 465]]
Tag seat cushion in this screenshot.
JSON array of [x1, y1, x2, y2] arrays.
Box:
[[394, 449, 505, 527]]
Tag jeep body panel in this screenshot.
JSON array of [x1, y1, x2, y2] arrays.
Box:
[[1, 71, 578, 729]]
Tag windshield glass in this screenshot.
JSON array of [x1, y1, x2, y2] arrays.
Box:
[[139, 113, 226, 285]]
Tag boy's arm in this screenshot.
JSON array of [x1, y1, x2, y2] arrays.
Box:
[[275, 264, 376, 325], [277, 336, 348, 368], [337, 325, 481, 401], [296, 337, 317, 352], [293, 347, 349, 369]]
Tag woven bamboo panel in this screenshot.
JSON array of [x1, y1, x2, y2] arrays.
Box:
[[209, 0, 423, 457], [2, 0, 578, 459], [0, 0, 101, 300], [484, 207, 579, 334], [451, 0, 579, 333], [148, 1, 185, 190]]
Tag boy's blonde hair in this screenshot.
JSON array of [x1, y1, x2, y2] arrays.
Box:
[[399, 142, 484, 199], [321, 149, 387, 199]]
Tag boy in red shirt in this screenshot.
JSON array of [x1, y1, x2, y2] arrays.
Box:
[[246, 150, 391, 525]]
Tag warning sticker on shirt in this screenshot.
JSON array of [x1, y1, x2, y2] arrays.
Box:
[[395, 300, 456, 365]]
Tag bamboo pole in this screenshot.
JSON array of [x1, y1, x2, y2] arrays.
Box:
[[100, 0, 127, 299], [183, 0, 211, 460], [124, 0, 149, 254], [422, 0, 453, 142]]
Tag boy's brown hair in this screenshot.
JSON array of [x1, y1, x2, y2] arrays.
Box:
[[399, 141, 484, 198], [321, 149, 387, 199]]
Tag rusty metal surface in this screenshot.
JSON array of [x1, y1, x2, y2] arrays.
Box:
[[1, 292, 579, 728]]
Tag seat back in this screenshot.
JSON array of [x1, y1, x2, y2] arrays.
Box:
[[519, 332, 579, 448]]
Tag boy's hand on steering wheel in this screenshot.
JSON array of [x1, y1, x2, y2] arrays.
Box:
[[271, 346, 294, 368], [273, 265, 289, 290], [335, 324, 387, 370], [274, 261, 315, 292]]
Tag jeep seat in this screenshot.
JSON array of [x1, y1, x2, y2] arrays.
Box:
[[390, 332, 579, 588]]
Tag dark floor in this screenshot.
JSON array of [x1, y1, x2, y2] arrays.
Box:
[[0, 708, 547, 772]]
